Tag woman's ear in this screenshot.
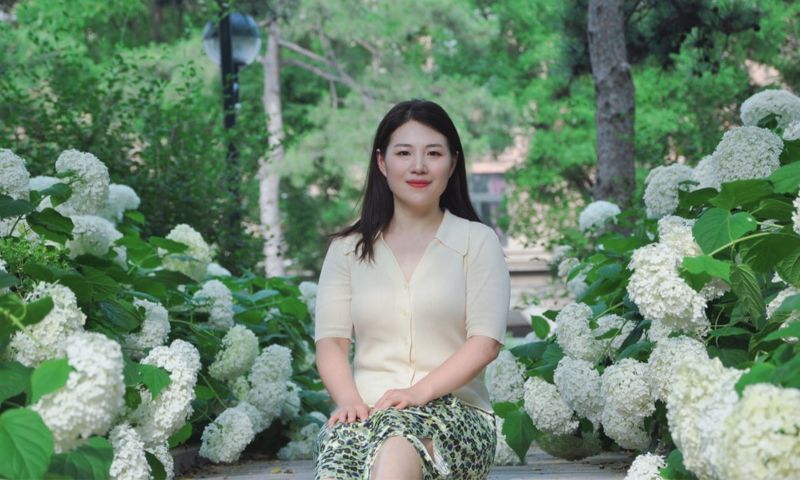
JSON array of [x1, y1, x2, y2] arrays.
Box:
[[376, 149, 387, 177]]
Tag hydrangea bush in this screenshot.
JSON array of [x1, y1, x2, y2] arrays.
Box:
[[0, 151, 328, 479], [485, 89, 800, 479]]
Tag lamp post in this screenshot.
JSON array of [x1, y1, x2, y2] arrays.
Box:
[[203, 12, 261, 256]]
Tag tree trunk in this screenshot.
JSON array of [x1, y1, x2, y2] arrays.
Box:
[[587, 0, 635, 207], [259, 8, 286, 277]]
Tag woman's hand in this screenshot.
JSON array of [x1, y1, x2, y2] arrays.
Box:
[[371, 386, 429, 412], [327, 401, 371, 427]]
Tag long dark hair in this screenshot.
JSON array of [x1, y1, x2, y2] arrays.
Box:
[[329, 99, 483, 263]]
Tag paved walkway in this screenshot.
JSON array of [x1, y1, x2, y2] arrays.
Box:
[[179, 447, 634, 479]]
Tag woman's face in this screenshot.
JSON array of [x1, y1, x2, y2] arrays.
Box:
[[377, 120, 457, 211]]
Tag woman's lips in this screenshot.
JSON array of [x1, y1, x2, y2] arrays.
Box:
[[407, 181, 430, 188]]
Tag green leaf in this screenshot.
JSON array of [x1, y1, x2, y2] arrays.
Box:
[[0, 361, 32, 404], [501, 409, 537, 464], [593, 327, 620, 340], [145, 451, 167, 480], [763, 322, 800, 342], [708, 346, 749, 368], [137, 364, 171, 399], [0, 271, 18, 290], [149, 237, 189, 254], [708, 326, 751, 338], [530, 315, 550, 339], [26, 208, 74, 244], [708, 179, 773, 210], [125, 211, 145, 224], [81, 267, 119, 301], [98, 300, 142, 333], [757, 112, 779, 129], [23, 297, 54, 327], [693, 208, 757, 254], [0, 408, 54, 480], [777, 249, 800, 288], [46, 436, 113, 480], [682, 255, 731, 282], [660, 449, 695, 479], [730, 265, 764, 320], [751, 198, 794, 222], [167, 423, 192, 449], [0, 194, 35, 219], [740, 234, 800, 273], [678, 187, 717, 210], [773, 294, 800, 317], [36, 182, 72, 207], [491, 402, 519, 418], [31, 358, 74, 404], [734, 363, 777, 396], [617, 340, 654, 361], [768, 162, 800, 194], [509, 341, 548, 361]]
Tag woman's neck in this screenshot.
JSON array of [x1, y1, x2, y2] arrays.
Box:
[[384, 204, 444, 238]]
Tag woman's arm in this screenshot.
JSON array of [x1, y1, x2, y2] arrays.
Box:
[[371, 335, 500, 410], [316, 337, 371, 425]]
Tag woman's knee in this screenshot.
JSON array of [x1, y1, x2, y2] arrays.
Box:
[[369, 436, 423, 480]]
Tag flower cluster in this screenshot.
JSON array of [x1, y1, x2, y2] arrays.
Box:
[[192, 279, 234, 329], [485, 350, 526, 404], [718, 384, 800, 480], [785, 120, 800, 141], [124, 298, 171, 360], [711, 126, 783, 183], [244, 344, 294, 421], [64, 214, 123, 259], [199, 403, 258, 463], [298, 281, 318, 317], [767, 286, 800, 344], [131, 339, 202, 447], [32, 331, 125, 453], [643, 164, 693, 219], [740, 89, 800, 129], [209, 325, 259, 381], [277, 422, 322, 460], [109, 424, 150, 480], [523, 376, 578, 436], [690, 155, 721, 191], [554, 303, 604, 363], [55, 149, 110, 216], [578, 200, 621, 234], [206, 262, 232, 277], [599, 359, 654, 450], [665, 357, 745, 479], [0, 148, 30, 200], [624, 452, 666, 480], [646, 336, 708, 401], [8, 282, 87, 367], [98, 184, 141, 223], [161, 224, 213, 282], [553, 357, 602, 427]]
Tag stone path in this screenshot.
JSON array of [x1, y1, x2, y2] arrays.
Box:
[[179, 447, 634, 479]]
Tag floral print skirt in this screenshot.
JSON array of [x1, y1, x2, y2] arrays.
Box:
[[313, 393, 496, 480]]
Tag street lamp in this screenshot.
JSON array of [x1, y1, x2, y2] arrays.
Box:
[[203, 12, 261, 261]]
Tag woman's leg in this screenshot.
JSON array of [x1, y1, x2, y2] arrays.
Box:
[[368, 436, 424, 480]]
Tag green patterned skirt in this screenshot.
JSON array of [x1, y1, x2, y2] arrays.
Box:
[[313, 393, 496, 480]]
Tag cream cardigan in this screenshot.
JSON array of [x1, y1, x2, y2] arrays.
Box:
[[314, 207, 511, 413]]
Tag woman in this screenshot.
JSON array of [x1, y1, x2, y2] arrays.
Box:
[[313, 99, 511, 480]]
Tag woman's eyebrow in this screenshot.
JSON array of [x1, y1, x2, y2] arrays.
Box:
[[392, 143, 445, 148]]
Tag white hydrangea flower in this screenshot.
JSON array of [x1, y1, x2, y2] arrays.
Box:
[[282, 380, 302, 418], [199, 406, 257, 463], [109, 424, 150, 480], [298, 281, 318, 312], [628, 243, 710, 336], [666, 357, 745, 479], [124, 298, 171, 360], [647, 336, 708, 401], [8, 282, 87, 367], [277, 423, 321, 461], [557, 257, 579, 281], [566, 270, 589, 299], [146, 442, 174, 480], [494, 417, 524, 465], [718, 384, 800, 480], [29, 175, 59, 193], [554, 303, 605, 363], [690, 155, 721, 191], [55, 149, 110, 216], [192, 279, 234, 329], [131, 340, 201, 447], [712, 126, 783, 183], [250, 344, 293, 385], [550, 245, 572, 267], [244, 380, 288, 426], [65, 215, 123, 259], [644, 317, 673, 343], [523, 376, 578, 436], [206, 262, 232, 277], [209, 325, 259, 381], [229, 375, 250, 401], [0, 257, 8, 295], [600, 359, 655, 419], [624, 452, 666, 480], [784, 120, 800, 141], [656, 216, 700, 257], [594, 314, 635, 352], [793, 196, 800, 236], [32, 331, 125, 453], [232, 400, 268, 433], [485, 350, 526, 404], [740, 89, 800, 129], [553, 357, 602, 426], [767, 286, 800, 344], [578, 200, 621, 234], [98, 184, 140, 223], [600, 407, 649, 450], [644, 164, 694, 219], [0, 148, 30, 200], [161, 224, 213, 282]]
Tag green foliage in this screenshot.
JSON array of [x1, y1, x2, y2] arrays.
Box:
[[30, 359, 74, 404], [0, 409, 54, 480], [47, 436, 113, 480]]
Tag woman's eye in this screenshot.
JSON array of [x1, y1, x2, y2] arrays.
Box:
[[397, 151, 410, 156], [428, 151, 442, 156]]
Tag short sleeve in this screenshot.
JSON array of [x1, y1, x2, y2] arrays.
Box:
[[465, 226, 510, 345], [314, 237, 354, 343]]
